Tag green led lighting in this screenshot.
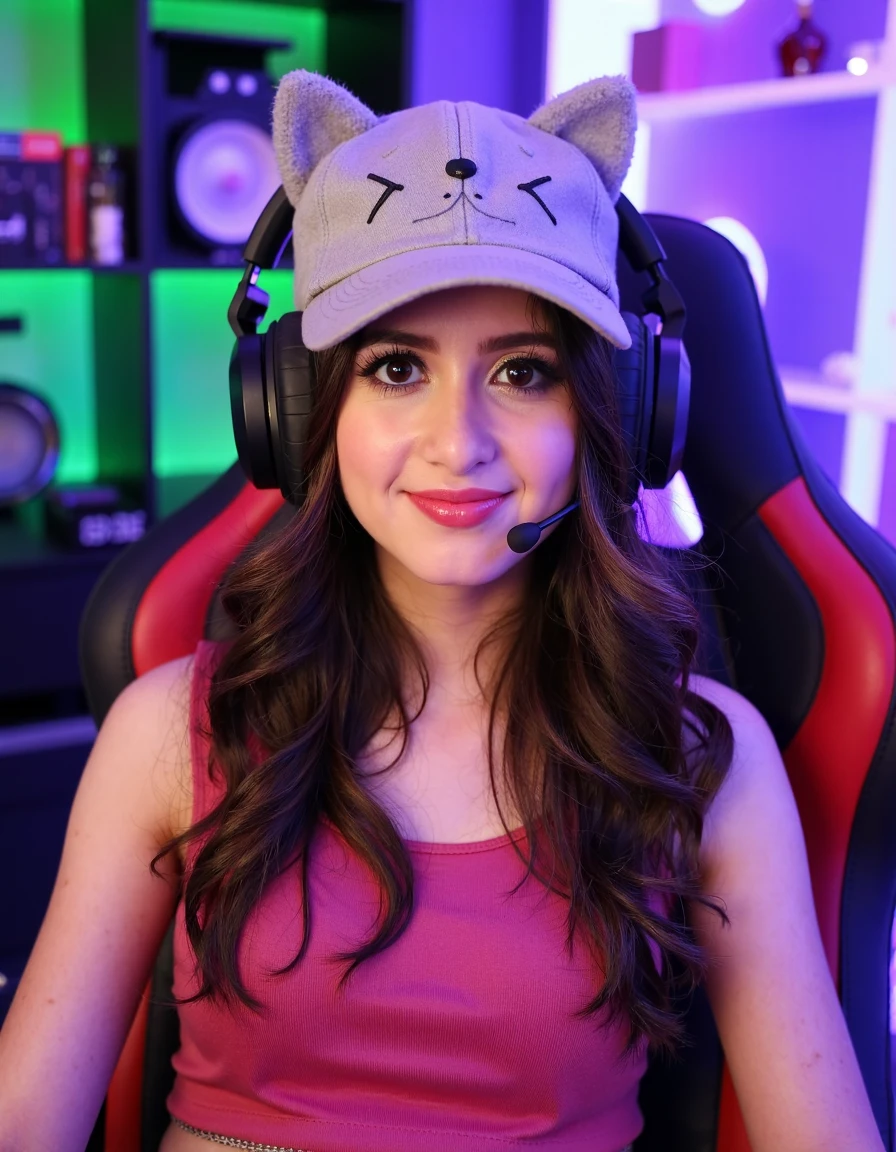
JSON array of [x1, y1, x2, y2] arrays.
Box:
[[0, 0, 86, 140], [151, 269, 295, 478], [150, 1, 326, 78]]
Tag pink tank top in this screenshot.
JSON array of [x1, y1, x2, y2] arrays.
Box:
[[166, 639, 650, 1151]]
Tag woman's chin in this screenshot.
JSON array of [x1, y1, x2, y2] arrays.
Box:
[[377, 541, 522, 591]]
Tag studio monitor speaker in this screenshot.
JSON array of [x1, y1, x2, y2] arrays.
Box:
[[147, 30, 287, 267]]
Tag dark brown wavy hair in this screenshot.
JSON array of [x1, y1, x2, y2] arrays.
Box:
[[151, 296, 734, 1060]]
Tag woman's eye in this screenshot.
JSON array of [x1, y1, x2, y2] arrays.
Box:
[[499, 362, 534, 387], [374, 357, 423, 386], [493, 359, 558, 391]]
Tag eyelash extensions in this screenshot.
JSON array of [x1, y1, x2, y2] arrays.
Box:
[[354, 344, 565, 397]]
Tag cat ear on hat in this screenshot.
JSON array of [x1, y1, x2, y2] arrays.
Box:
[[528, 75, 638, 203], [272, 69, 378, 206]]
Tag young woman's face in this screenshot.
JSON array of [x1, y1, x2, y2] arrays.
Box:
[[335, 286, 578, 590]]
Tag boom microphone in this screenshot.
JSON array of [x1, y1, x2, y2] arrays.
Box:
[[506, 500, 580, 554]]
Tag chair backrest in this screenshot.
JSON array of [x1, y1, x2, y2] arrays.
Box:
[[79, 214, 896, 1152]]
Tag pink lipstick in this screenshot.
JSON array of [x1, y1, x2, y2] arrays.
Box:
[[406, 488, 509, 528]]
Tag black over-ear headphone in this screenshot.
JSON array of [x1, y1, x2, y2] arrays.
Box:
[[228, 186, 690, 510]]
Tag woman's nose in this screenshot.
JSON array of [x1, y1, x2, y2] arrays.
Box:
[[418, 375, 497, 474]]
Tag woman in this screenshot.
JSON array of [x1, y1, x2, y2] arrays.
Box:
[[0, 72, 884, 1152]]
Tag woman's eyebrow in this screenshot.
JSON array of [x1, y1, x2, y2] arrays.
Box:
[[356, 329, 559, 354], [478, 331, 559, 354]]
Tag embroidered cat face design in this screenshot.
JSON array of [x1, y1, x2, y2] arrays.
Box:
[[365, 159, 557, 229]]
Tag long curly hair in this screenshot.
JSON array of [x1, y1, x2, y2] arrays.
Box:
[[151, 296, 733, 1060]]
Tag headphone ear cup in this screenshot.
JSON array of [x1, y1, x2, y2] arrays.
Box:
[[268, 311, 314, 506], [613, 313, 692, 504], [229, 332, 280, 490], [614, 312, 654, 506], [648, 332, 690, 490]]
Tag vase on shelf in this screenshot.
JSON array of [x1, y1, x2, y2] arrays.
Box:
[[777, 2, 828, 77]]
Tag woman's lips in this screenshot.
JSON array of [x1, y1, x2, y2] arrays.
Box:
[[405, 489, 510, 528]]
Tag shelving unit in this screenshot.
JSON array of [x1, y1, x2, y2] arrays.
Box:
[[780, 372, 896, 420], [0, 0, 409, 709], [631, 0, 896, 542], [636, 63, 896, 121]]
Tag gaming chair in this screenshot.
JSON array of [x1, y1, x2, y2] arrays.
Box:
[[78, 208, 896, 1152]]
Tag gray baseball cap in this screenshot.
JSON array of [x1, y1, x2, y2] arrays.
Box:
[[272, 71, 638, 352]]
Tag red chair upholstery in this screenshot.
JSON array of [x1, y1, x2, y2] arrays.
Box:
[[78, 215, 896, 1151]]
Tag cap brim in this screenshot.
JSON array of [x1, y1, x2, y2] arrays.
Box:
[[300, 244, 633, 352]]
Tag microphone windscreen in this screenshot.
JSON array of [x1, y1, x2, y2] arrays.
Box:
[[506, 521, 541, 554]]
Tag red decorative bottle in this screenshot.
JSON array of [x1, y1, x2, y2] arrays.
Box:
[[777, 2, 828, 76]]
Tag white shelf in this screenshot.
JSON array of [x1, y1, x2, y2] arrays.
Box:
[[637, 67, 896, 123], [781, 371, 896, 420]]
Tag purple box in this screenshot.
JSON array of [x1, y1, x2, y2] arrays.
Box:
[[0, 132, 64, 267], [632, 23, 702, 94]]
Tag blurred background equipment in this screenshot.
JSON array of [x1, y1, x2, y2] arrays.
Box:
[[0, 314, 60, 507], [43, 481, 146, 549], [0, 382, 60, 506], [149, 30, 287, 266]]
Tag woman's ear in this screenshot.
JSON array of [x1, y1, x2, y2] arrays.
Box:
[[528, 76, 638, 203], [273, 69, 379, 206]]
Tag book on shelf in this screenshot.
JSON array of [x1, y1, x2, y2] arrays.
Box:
[[63, 145, 91, 265]]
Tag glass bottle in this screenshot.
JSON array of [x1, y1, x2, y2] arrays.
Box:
[[87, 145, 126, 265], [777, 2, 828, 77]]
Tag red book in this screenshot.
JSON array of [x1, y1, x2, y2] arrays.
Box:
[[64, 145, 91, 264]]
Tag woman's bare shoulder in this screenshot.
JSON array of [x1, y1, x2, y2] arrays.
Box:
[[684, 673, 774, 768], [684, 673, 796, 873], [685, 672, 758, 724], [106, 653, 197, 845], [112, 653, 195, 750]]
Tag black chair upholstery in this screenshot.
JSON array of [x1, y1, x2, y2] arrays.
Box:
[[79, 215, 896, 1152]]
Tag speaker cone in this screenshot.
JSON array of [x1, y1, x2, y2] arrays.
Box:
[[0, 383, 60, 505], [172, 117, 281, 248]]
